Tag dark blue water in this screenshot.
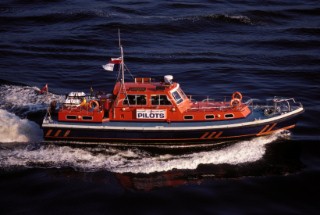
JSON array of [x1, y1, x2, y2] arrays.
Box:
[[1, 0, 319, 214]]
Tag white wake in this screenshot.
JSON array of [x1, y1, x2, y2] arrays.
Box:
[[0, 109, 42, 143], [0, 84, 64, 115], [0, 131, 289, 173]]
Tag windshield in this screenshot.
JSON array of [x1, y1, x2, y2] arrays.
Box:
[[171, 88, 184, 104]]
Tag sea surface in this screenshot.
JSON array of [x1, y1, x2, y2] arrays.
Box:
[[0, 0, 319, 214]]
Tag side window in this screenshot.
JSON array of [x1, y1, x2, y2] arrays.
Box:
[[123, 95, 146, 105], [123, 95, 135, 105], [160, 95, 172, 105], [151, 95, 159, 105], [136, 95, 146, 105], [151, 95, 172, 106]]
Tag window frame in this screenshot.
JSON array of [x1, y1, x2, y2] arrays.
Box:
[[151, 94, 172, 106], [171, 90, 183, 104], [123, 94, 147, 106]]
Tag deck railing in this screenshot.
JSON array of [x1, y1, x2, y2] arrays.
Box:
[[186, 95, 253, 112]]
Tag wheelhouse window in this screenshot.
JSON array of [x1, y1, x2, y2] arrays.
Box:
[[171, 90, 183, 104], [171, 87, 187, 105], [151, 95, 172, 106], [123, 95, 146, 105]]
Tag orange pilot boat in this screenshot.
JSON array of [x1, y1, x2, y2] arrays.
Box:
[[42, 35, 304, 146]]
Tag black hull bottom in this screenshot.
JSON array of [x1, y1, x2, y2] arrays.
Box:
[[42, 117, 299, 147]]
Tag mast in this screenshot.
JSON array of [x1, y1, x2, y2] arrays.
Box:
[[120, 46, 125, 85], [112, 30, 126, 119], [118, 29, 125, 86]]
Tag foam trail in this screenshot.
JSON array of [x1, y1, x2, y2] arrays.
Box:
[[113, 131, 286, 174], [0, 145, 136, 170], [0, 131, 289, 173], [0, 85, 64, 116], [0, 109, 42, 143]]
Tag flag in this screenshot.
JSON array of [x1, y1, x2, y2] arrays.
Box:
[[111, 57, 122, 64], [102, 63, 115, 71], [102, 57, 122, 71], [39, 83, 48, 94]]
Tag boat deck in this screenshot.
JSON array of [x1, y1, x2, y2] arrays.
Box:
[[44, 105, 303, 129]]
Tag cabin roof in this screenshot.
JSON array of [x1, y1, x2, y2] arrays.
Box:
[[113, 80, 178, 95]]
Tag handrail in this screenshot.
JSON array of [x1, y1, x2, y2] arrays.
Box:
[[186, 95, 253, 112]]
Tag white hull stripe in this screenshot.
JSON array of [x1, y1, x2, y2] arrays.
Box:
[[42, 107, 303, 131]]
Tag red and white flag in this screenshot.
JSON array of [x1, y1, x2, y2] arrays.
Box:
[[102, 57, 122, 71]]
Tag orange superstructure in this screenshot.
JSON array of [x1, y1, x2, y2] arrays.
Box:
[[109, 76, 251, 122], [56, 75, 251, 124]]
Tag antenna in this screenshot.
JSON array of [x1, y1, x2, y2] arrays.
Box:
[[118, 29, 121, 48], [117, 29, 125, 88]]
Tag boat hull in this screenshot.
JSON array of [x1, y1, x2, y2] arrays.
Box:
[[42, 107, 303, 145]]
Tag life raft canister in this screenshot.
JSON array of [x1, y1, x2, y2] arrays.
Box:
[[230, 91, 243, 107], [89, 100, 99, 111]]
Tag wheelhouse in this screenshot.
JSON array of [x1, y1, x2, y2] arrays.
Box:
[[108, 75, 251, 122]]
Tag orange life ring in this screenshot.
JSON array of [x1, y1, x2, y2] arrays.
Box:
[[89, 100, 99, 111], [230, 98, 241, 107], [232, 91, 243, 101]]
